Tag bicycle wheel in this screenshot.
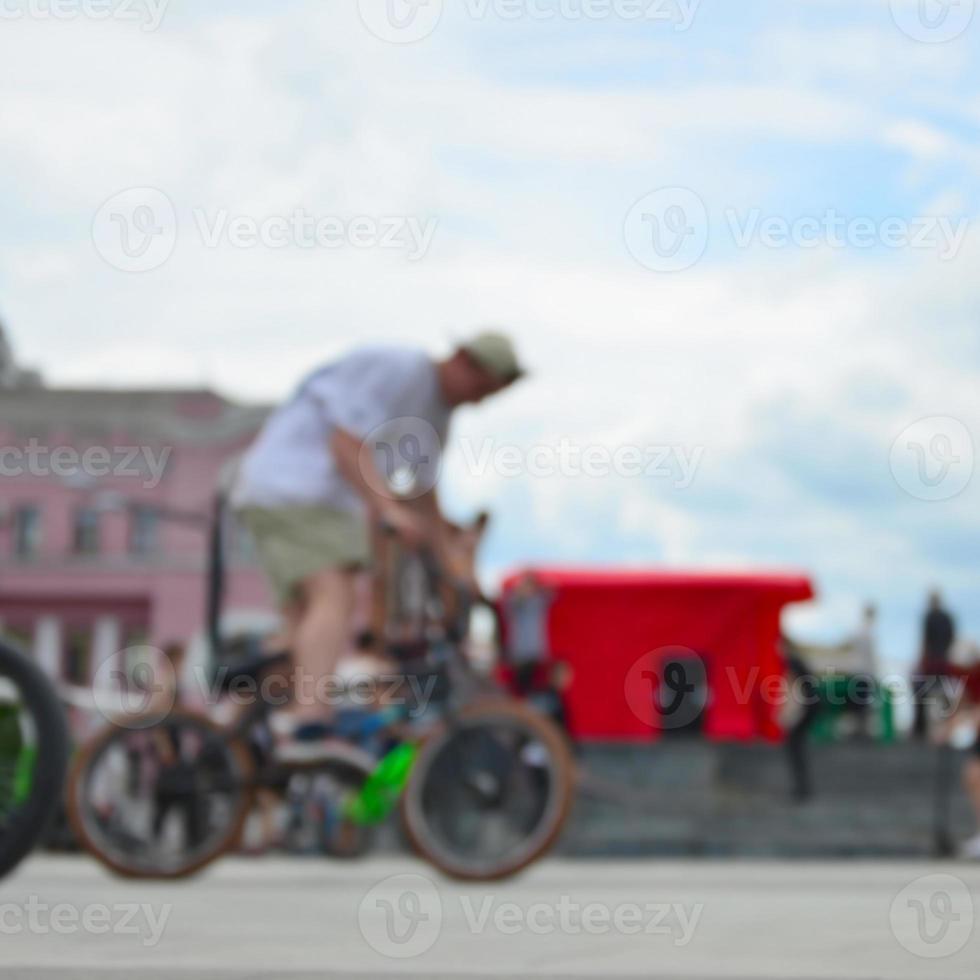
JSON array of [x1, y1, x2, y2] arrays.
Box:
[[0, 640, 69, 879], [67, 711, 254, 878], [401, 698, 575, 880]]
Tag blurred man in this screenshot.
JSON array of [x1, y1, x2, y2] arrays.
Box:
[[933, 650, 980, 859], [503, 571, 555, 696], [842, 603, 878, 738], [232, 332, 524, 745], [915, 590, 957, 738], [781, 634, 822, 802]]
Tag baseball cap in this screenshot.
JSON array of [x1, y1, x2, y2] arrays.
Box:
[[461, 330, 526, 382]]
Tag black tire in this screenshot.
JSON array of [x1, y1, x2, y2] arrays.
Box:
[[401, 699, 575, 880], [67, 712, 254, 879], [0, 640, 69, 879]]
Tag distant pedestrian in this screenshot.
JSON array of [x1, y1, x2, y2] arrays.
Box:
[[503, 572, 555, 697], [842, 603, 878, 738], [915, 591, 956, 738], [781, 635, 822, 802], [932, 650, 980, 859]]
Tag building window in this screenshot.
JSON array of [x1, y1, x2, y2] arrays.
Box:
[[129, 506, 159, 557], [73, 508, 101, 556], [12, 505, 41, 559], [64, 629, 92, 686]]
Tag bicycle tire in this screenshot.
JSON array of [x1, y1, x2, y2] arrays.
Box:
[[66, 711, 254, 879], [401, 698, 576, 880], [0, 640, 69, 879]]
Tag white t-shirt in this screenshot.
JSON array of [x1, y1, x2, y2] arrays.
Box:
[[233, 346, 451, 512]]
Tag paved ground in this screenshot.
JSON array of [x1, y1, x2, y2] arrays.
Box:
[[1, 855, 977, 978]]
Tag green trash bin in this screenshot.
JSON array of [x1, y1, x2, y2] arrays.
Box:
[[809, 674, 895, 743]]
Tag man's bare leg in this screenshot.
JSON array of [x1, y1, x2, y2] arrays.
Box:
[[289, 566, 356, 725], [262, 597, 303, 655]]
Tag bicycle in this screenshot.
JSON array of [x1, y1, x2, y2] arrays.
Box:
[[67, 509, 576, 880], [0, 638, 70, 878]]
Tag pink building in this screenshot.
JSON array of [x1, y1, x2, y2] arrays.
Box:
[[0, 327, 275, 688]]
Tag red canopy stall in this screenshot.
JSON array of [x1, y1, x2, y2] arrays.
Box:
[[500, 568, 815, 742]]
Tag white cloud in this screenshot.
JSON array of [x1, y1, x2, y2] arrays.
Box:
[[1, 2, 978, 661]]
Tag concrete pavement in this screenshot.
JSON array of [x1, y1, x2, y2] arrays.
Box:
[[1, 855, 977, 978]]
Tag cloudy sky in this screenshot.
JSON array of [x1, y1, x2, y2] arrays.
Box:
[[1, 0, 978, 664]]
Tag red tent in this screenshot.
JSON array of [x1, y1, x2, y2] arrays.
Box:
[[500, 568, 815, 742]]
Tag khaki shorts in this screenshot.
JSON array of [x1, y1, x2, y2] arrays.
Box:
[[238, 505, 371, 605]]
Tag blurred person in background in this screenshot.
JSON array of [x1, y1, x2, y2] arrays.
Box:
[[232, 332, 524, 749], [842, 602, 878, 738], [914, 590, 957, 739], [932, 647, 980, 859], [503, 571, 556, 697], [781, 634, 822, 802]]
